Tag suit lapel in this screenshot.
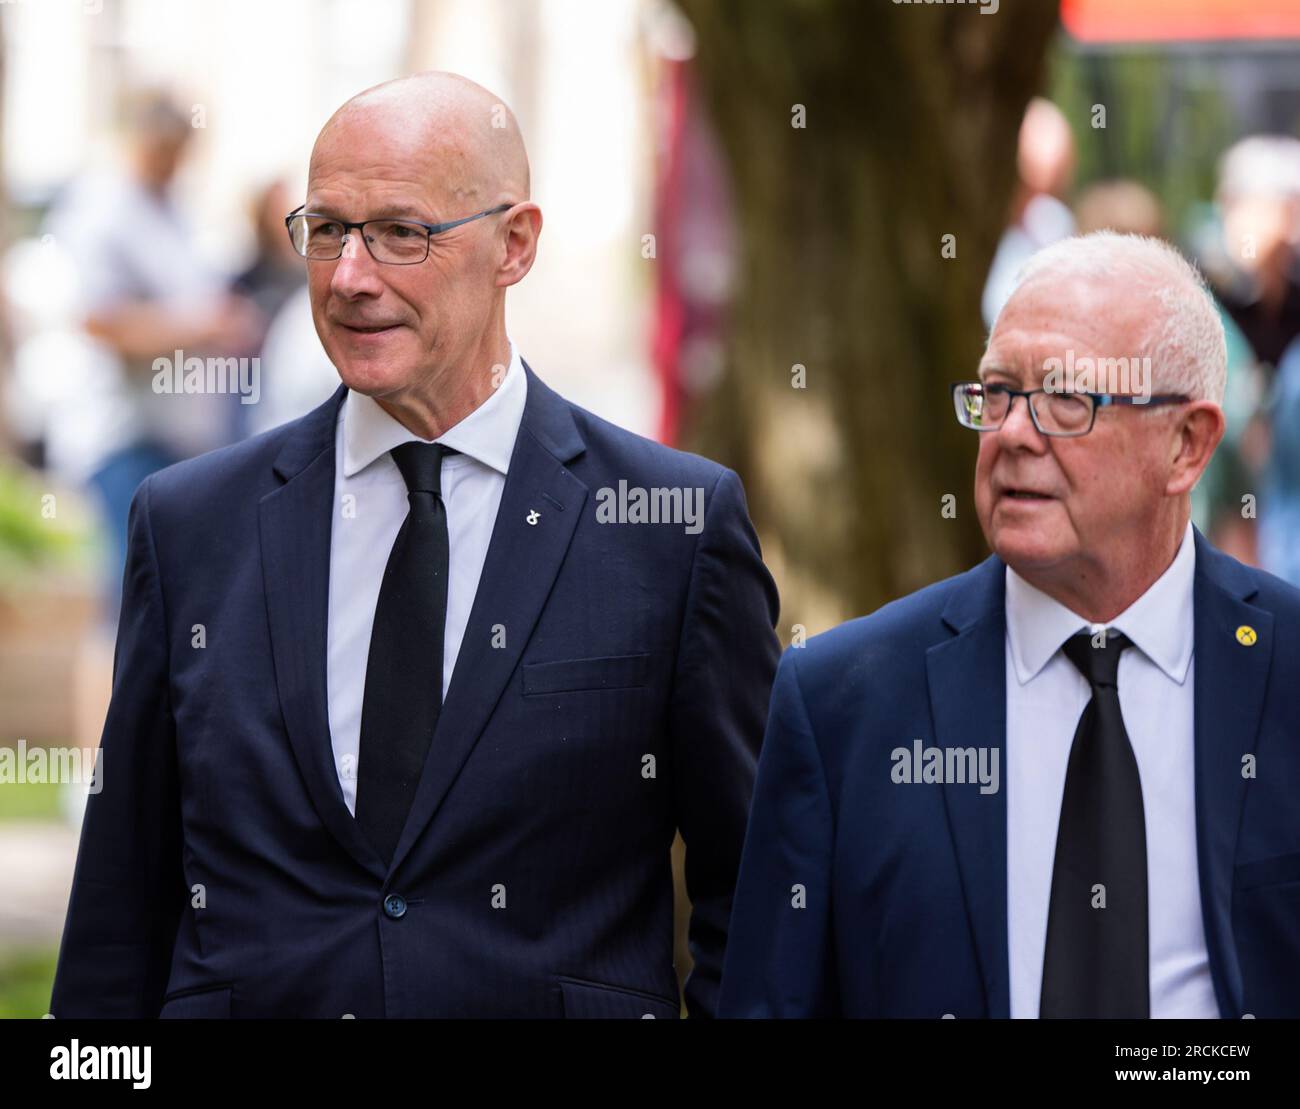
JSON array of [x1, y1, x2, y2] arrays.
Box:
[[1191, 527, 1272, 1018], [388, 364, 588, 874], [260, 384, 386, 880], [926, 555, 1010, 1017]]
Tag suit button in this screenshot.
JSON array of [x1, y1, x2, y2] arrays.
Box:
[[383, 894, 407, 919]]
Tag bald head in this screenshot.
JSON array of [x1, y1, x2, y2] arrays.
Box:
[[312, 71, 530, 209], [300, 72, 543, 439]]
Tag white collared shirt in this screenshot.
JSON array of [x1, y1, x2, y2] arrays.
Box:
[[326, 343, 528, 816], [1004, 521, 1219, 1017]]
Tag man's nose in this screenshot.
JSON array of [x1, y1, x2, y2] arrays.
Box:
[[329, 234, 384, 296], [995, 393, 1048, 451]]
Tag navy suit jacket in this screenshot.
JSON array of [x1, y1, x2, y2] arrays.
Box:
[[720, 529, 1300, 1018], [50, 364, 780, 1018]]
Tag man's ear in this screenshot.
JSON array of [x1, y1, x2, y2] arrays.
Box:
[[1166, 401, 1226, 496], [495, 203, 542, 289]]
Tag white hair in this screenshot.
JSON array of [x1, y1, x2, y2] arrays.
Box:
[[1217, 135, 1300, 202], [1002, 231, 1227, 406]]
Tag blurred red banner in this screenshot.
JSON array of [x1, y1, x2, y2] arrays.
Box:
[[1062, 0, 1300, 43]]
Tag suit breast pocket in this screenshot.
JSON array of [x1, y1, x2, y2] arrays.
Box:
[[521, 653, 651, 696], [1234, 849, 1300, 891]]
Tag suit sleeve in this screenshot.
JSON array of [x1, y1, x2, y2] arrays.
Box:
[[668, 466, 781, 1018], [49, 474, 186, 1018], [717, 648, 839, 1017]]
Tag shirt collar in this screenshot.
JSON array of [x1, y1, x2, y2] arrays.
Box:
[[1005, 520, 1196, 686], [341, 340, 527, 479]]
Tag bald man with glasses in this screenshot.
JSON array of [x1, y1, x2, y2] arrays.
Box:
[[721, 232, 1300, 1019], [51, 72, 780, 1019]]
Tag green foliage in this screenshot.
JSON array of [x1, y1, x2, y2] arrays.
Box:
[[1049, 44, 1235, 238], [0, 946, 58, 1018], [0, 462, 92, 583], [0, 779, 64, 823]]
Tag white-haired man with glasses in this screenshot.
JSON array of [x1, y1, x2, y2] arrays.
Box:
[[722, 231, 1300, 1019]]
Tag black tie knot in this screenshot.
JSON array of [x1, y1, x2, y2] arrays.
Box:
[[1062, 629, 1131, 689], [390, 441, 456, 495]]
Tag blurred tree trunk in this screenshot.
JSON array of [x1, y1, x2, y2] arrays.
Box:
[[675, 0, 1060, 634]]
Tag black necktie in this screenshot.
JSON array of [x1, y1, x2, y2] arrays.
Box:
[[355, 441, 453, 866], [1040, 630, 1150, 1018]]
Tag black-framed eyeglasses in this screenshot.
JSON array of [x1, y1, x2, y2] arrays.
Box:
[[284, 203, 513, 264], [951, 381, 1190, 438]]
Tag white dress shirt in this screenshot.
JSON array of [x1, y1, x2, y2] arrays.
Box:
[[326, 342, 527, 816], [1005, 521, 1219, 1017]]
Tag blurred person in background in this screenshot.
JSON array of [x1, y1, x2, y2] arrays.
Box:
[[1208, 136, 1300, 371], [1197, 136, 1300, 570], [981, 97, 1077, 329], [1261, 336, 1300, 586], [41, 87, 262, 618], [1073, 179, 1163, 240], [232, 177, 306, 326], [230, 177, 307, 440], [243, 283, 340, 438]]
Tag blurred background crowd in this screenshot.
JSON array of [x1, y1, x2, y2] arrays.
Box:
[[2, 0, 1300, 1014]]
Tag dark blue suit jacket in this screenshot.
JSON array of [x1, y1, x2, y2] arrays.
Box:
[[719, 529, 1300, 1018], [50, 364, 780, 1018]]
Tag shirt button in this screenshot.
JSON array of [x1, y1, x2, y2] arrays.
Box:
[[383, 894, 407, 919]]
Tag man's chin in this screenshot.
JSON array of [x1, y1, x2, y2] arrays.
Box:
[[989, 523, 1074, 575], [334, 360, 411, 399]]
